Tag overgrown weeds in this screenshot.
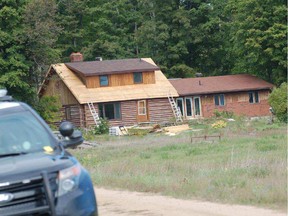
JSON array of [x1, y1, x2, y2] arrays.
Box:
[[71, 119, 287, 211]]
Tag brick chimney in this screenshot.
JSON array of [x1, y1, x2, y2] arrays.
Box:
[[70, 52, 83, 62]]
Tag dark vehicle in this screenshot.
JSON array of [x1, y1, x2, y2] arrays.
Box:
[[0, 90, 98, 216]]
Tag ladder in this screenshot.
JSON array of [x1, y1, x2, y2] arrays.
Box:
[[168, 95, 183, 123], [87, 102, 101, 126]]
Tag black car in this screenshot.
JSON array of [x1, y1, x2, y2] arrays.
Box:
[[0, 90, 98, 216]]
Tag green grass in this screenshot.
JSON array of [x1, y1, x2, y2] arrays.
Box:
[[71, 119, 287, 211]]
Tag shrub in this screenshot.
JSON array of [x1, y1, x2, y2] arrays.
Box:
[[36, 95, 62, 123], [93, 118, 109, 135], [211, 120, 227, 129], [268, 83, 287, 122], [214, 110, 235, 118]]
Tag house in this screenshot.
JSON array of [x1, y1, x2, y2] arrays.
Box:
[[169, 74, 274, 119], [38, 53, 179, 127]]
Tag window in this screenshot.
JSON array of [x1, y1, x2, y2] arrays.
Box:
[[138, 100, 146, 115], [133, 72, 143, 84], [248, 91, 259, 103], [100, 75, 109, 86], [194, 97, 201, 116], [214, 94, 225, 106], [185, 98, 193, 117], [176, 98, 184, 116], [65, 107, 72, 120], [99, 103, 121, 120]]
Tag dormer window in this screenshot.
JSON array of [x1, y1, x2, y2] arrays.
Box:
[[100, 75, 109, 86], [133, 72, 143, 84]]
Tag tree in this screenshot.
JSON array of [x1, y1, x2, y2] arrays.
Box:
[[0, 0, 33, 102], [83, 0, 139, 60], [226, 0, 287, 85], [268, 83, 287, 122], [57, 0, 93, 60], [22, 0, 61, 89]]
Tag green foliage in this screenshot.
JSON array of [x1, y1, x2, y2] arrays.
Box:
[[214, 110, 235, 118], [93, 118, 109, 135], [226, 0, 287, 84], [169, 64, 195, 78], [211, 120, 227, 129], [36, 95, 62, 123], [22, 0, 61, 89], [268, 83, 287, 122], [71, 121, 287, 209], [0, 0, 34, 103], [1, 0, 287, 105]]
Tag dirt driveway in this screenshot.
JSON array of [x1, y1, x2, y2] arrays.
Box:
[[95, 188, 286, 216]]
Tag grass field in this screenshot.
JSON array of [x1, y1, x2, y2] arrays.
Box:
[[71, 118, 287, 211]]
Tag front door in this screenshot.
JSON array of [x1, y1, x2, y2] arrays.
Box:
[[137, 100, 149, 122]]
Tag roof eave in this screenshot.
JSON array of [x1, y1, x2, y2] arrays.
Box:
[[177, 87, 273, 96], [84, 68, 158, 77]]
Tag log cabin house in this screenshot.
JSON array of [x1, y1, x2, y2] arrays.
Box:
[[169, 74, 274, 119], [38, 53, 179, 128]]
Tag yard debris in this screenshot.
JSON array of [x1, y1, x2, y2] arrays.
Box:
[[77, 141, 101, 149], [109, 126, 129, 136], [109, 123, 191, 136], [163, 124, 190, 135]]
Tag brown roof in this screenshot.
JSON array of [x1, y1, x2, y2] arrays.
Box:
[[65, 58, 160, 77], [169, 74, 274, 96]]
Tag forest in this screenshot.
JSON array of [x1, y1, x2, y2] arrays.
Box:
[[0, 0, 286, 105]]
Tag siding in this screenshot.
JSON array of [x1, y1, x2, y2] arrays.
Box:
[[148, 98, 174, 123], [83, 99, 173, 127], [43, 73, 78, 106], [201, 90, 271, 118], [62, 104, 84, 128], [86, 71, 155, 88]]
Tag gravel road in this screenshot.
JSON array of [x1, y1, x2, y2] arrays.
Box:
[[95, 188, 286, 216]]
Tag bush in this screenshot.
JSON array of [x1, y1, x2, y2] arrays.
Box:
[[214, 110, 234, 118], [268, 83, 287, 122], [36, 95, 62, 123], [211, 120, 227, 129], [93, 118, 109, 135]]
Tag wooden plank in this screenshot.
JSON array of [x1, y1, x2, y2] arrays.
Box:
[[48, 58, 178, 104]]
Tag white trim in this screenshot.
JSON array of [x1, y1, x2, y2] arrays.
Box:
[[185, 97, 193, 117], [176, 98, 184, 116], [193, 96, 202, 117], [138, 100, 147, 115]]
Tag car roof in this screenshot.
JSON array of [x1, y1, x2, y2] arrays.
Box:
[[0, 101, 27, 115]]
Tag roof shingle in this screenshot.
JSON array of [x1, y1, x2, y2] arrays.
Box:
[[65, 58, 160, 76], [169, 74, 274, 96]]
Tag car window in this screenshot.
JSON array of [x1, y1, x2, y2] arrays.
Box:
[[0, 111, 54, 154]]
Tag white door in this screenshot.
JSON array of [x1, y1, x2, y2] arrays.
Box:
[[185, 97, 193, 117], [176, 98, 184, 116]]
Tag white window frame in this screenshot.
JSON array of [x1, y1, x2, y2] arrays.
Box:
[[185, 97, 193, 117], [176, 98, 184, 116], [248, 91, 259, 104], [193, 96, 202, 117], [138, 100, 146, 115]]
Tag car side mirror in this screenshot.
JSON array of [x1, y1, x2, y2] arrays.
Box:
[[59, 121, 84, 148]]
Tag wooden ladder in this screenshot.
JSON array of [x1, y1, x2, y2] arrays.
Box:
[[87, 102, 101, 126], [168, 95, 183, 123]]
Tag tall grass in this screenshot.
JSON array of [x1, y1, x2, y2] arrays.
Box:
[[72, 119, 287, 211]]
